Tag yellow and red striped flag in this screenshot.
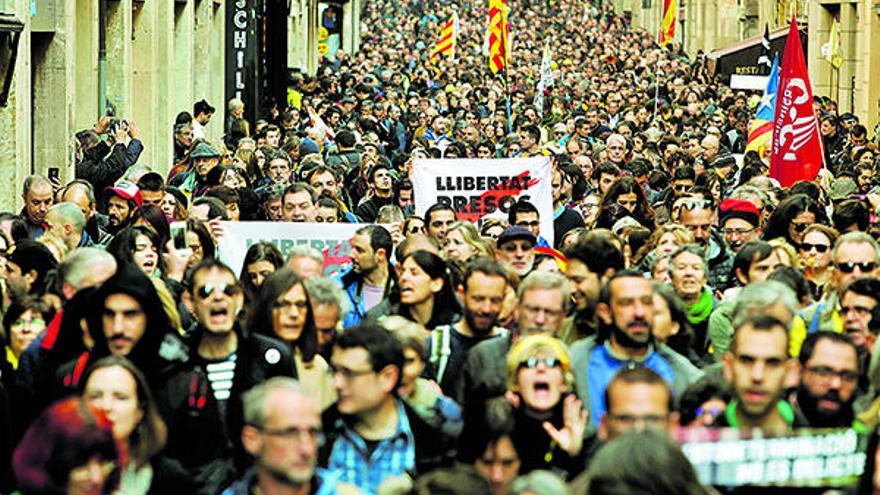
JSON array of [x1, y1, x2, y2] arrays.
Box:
[[659, 0, 676, 46], [431, 14, 458, 60], [488, 0, 508, 74]]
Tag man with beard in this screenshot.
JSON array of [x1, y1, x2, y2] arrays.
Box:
[[226, 378, 348, 495], [791, 332, 862, 428], [560, 234, 624, 344], [104, 180, 143, 235], [715, 314, 803, 433], [570, 270, 702, 425], [454, 272, 571, 418], [340, 225, 396, 328], [425, 258, 509, 396], [58, 263, 231, 493]]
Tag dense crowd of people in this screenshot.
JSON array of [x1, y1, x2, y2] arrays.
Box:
[[2, 0, 880, 493]]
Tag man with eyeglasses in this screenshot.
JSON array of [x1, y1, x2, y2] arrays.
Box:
[[838, 278, 880, 360], [677, 197, 733, 290], [790, 332, 863, 429], [496, 226, 537, 277], [186, 259, 297, 471], [598, 367, 678, 441], [509, 200, 551, 248], [800, 232, 880, 335], [719, 199, 761, 253], [570, 271, 702, 426], [228, 377, 349, 495], [322, 322, 456, 493], [716, 314, 803, 433]]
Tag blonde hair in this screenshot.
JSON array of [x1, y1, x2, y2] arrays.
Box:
[[447, 221, 493, 259], [649, 224, 695, 250], [506, 334, 573, 392], [768, 237, 803, 270]]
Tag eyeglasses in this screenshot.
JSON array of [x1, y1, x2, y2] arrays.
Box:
[[195, 283, 239, 299], [329, 364, 376, 380], [840, 304, 873, 317], [800, 242, 830, 253], [835, 261, 877, 273], [805, 366, 859, 385], [791, 222, 811, 234], [694, 405, 723, 420], [516, 221, 541, 229], [253, 425, 325, 445], [722, 227, 755, 237], [678, 198, 713, 211], [518, 356, 561, 370]]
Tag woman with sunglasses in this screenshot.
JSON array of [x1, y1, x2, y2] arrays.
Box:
[[799, 225, 839, 300], [763, 194, 828, 247], [500, 334, 589, 479], [248, 268, 335, 411], [81, 356, 194, 494]]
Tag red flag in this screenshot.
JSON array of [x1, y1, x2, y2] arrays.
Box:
[[770, 17, 824, 188]]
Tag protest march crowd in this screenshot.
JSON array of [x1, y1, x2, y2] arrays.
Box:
[[3, 0, 880, 493]]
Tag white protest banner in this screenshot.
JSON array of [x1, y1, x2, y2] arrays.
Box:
[[412, 157, 554, 242], [677, 427, 868, 488], [217, 222, 367, 277]]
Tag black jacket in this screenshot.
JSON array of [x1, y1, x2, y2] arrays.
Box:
[[76, 139, 144, 196], [319, 400, 458, 476], [191, 328, 298, 474]]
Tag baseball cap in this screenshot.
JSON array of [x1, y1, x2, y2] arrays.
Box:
[[106, 180, 144, 207], [496, 225, 537, 247]]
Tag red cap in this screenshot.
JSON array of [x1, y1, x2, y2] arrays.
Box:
[[719, 199, 760, 226], [105, 180, 144, 207]]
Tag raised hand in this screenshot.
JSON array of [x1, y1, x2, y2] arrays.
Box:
[[542, 394, 589, 456]]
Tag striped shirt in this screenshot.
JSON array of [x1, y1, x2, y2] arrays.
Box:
[[204, 353, 237, 410], [327, 400, 415, 494]]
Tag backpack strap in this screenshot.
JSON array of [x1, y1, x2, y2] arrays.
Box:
[[429, 325, 453, 383]]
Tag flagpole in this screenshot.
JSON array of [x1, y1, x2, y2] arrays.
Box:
[[652, 58, 661, 120]]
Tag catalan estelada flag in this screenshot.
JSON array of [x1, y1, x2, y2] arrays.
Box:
[[745, 54, 778, 159], [431, 14, 458, 61], [488, 0, 508, 74], [659, 0, 676, 46]]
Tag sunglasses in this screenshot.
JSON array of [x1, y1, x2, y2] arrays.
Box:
[[196, 283, 239, 299], [835, 261, 877, 273], [518, 356, 561, 370], [678, 198, 713, 211], [791, 222, 811, 233], [800, 242, 830, 253]]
